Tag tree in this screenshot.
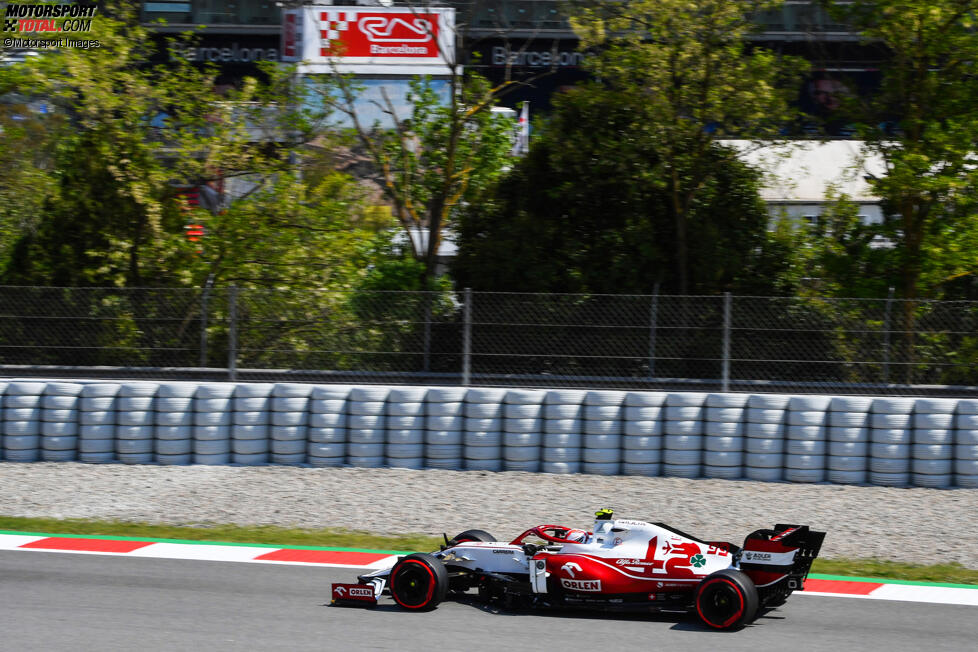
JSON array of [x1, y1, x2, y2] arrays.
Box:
[[566, 0, 806, 294], [792, 192, 898, 299], [0, 4, 378, 289], [824, 0, 978, 380], [0, 3, 416, 370], [0, 60, 60, 271], [452, 85, 779, 295], [320, 5, 517, 288], [830, 0, 978, 298]]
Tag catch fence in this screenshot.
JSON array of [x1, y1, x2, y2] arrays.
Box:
[[0, 286, 976, 395]]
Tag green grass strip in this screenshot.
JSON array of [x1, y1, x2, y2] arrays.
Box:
[[0, 529, 411, 554], [809, 557, 978, 586], [0, 516, 440, 553], [2, 515, 976, 586], [808, 573, 978, 590]]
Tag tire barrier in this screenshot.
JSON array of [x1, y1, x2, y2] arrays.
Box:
[[621, 390, 665, 477], [155, 382, 197, 466], [0, 379, 976, 488], [869, 397, 914, 486], [424, 386, 467, 471], [956, 399, 978, 489], [827, 396, 871, 485], [663, 392, 706, 478], [703, 392, 749, 480], [783, 394, 831, 484], [503, 389, 546, 473], [40, 382, 83, 463], [541, 389, 586, 475], [744, 393, 789, 482], [581, 391, 625, 476], [308, 384, 351, 468]]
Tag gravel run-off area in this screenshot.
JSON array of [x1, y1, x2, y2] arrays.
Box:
[[1, 463, 976, 569]]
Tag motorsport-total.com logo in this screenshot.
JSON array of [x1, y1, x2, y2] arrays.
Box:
[[3, 2, 99, 50]]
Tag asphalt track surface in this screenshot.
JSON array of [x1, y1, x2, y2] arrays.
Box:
[[1, 550, 975, 652]]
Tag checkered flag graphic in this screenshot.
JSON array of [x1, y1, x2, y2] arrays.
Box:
[[3, 19, 17, 32], [320, 10, 355, 56]]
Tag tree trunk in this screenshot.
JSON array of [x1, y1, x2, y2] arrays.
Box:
[[670, 169, 689, 295], [900, 201, 923, 384]]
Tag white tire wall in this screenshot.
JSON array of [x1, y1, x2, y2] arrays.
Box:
[[541, 392, 584, 474], [346, 386, 389, 468], [911, 398, 957, 488], [702, 395, 744, 479], [500, 389, 545, 473], [580, 394, 622, 476], [662, 393, 704, 477], [0, 382, 974, 487]]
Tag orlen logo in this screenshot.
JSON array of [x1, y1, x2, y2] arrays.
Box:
[[335, 585, 373, 598], [744, 552, 772, 561], [561, 579, 602, 592]]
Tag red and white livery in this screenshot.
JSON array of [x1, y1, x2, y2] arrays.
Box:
[[332, 509, 825, 630]]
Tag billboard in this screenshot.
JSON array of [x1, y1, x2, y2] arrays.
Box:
[[282, 5, 455, 76]]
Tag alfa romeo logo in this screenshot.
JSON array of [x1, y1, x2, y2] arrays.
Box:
[[690, 554, 706, 568]]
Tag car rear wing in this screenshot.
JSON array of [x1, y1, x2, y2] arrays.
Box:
[[741, 524, 826, 588], [772, 523, 825, 578]]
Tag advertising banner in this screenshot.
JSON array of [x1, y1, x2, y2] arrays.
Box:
[[281, 5, 455, 76]]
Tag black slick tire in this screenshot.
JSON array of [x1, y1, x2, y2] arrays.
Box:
[[448, 529, 496, 544], [694, 569, 759, 630], [389, 553, 449, 611]]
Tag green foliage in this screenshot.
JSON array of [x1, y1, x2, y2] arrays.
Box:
[[796, 193, 897, 298], [0, 4, 379, 292], [567, 0, 807, 293], [453, 86, 778, 296], [0, 3, 432, 370], [327, 72, 514, 284], [817, 0, 978, 382], [828, 0, 978, 303]]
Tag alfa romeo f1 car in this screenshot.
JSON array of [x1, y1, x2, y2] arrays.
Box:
[[332, 509, 825, 630]]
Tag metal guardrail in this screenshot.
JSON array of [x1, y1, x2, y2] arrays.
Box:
[[0, 286, 976, 396]]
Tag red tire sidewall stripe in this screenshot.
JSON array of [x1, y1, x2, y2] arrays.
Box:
[[391, 559, 436, 609], [696, 577, 745, 629]]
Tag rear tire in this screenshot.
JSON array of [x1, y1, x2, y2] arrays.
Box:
[[389, 553, 448, 611], [694, 569, 758, 630], [447, 529, 496, 545]]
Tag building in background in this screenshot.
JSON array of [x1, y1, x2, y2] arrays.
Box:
[[142, 1, 283, 84], [726, 140, 886, 234], [141, 2, 880, 117], [139, 1, 889, 224]]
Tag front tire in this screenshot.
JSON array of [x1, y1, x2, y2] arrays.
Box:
[[694, 569, 759, 630], [447, 529, 496, 545], [389, 553, 449, 611]]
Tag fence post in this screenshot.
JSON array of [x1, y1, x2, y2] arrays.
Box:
[[422, 294, 432, 373], [721, 292, 732, 392], [883, 286, 894, 383], [199, 273, 214, 367], [227, 284, 238, 382], [462, 287, 472, 386], [648, 283, 660, 379]]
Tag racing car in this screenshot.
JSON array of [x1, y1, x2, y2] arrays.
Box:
[[332, 509, 825, 630]]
